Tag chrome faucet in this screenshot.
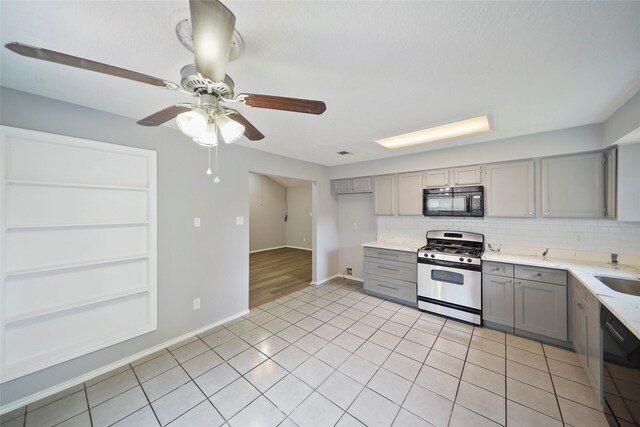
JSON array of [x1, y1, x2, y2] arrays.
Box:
[[542, 248, 549, 257], [611, 253, 619, 264], [487, 244, 500, 253]]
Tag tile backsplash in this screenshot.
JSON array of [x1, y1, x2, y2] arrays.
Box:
[[378, 216, 640, 255]]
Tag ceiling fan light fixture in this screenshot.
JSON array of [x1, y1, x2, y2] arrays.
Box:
[[216, 112, 245, 144], [375, 115, 492, 149], [193, 122, 219, 147], [176, 108, 209, 138]]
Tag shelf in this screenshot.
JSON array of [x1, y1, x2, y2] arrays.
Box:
[[5, 255, 149, 278], [4, 288, 150, 324], [6, 222, 150, 231], [5, 179, 149, 192]]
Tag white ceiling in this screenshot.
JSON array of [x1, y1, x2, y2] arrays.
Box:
[[265, 175, 311, 188], [2, 1, 640, 166]]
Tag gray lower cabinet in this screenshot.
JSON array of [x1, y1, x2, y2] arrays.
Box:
[[482, 274, 514, 329], [571, 274, 602, 398], [482, 261, 568, 344], [363, 247, 416, 306], [514, 279, 567, 341]]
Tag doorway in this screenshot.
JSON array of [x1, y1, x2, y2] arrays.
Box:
[[248, 173, 313, 308]]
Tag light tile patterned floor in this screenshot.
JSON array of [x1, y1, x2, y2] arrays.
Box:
[[1, 278, 612, 427]]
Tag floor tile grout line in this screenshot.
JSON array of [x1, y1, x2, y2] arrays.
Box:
[[129, 361, 163, 427], [82, 382, 94, 427]]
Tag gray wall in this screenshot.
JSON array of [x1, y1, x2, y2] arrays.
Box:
[[330, 124, 603, 179], [249, 174, 286, 252], [603, 89, 640, 146], [0, 87, 339, 405], [285, 185, 312, 250], [337, 193, 377, 280]]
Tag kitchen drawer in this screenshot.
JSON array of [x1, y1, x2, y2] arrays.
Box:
[[364, 247, 416, 264], [364, 274, 416, 304], [364, 258, 417, 283], [515, 265, 567, 286], [482, 261, 514, 278]]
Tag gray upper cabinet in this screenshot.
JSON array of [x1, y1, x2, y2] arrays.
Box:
[[423, 166, 483, 188], [617, 142, 640, 222], [541, 152, 604, 218], [373, 175, 396, 216], [423, 169, 450, 188], [485, 161, 535, 217], [397, 172, 423, 216], [452, 166, 483, 186], [605, 147, 617, 219], [333, 179, 351, 194], [352, 177, 373, 193], [333, 177, 372, 194]]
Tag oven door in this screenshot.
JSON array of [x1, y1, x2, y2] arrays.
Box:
[[417, 262, 481, 309]]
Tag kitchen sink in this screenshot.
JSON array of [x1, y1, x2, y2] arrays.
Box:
[[595, 275, 640, 297]]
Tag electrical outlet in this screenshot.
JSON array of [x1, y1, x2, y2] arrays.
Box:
[[193, 217, 201, 228], [353, 223, 357, 230], [193, 298, 201, 310], [346, 267, 353, 276], [575, 233, 583, 242]]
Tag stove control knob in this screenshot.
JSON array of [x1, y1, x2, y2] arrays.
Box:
[[430, 254, 435, 258], [467, 258, 472, 263], [459, 257, 464, 262]]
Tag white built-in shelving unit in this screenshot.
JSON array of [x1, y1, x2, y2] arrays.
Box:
[[0, 126, 157, 382]]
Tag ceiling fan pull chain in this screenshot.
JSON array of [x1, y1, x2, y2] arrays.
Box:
[[214, 136, 221, 184], [206, 146, 212, 175]]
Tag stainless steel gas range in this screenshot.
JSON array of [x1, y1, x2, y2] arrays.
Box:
[[417, 230, 484, 325]]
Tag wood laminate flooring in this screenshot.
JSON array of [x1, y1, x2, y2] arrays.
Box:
[[249, 247, 312, 308]]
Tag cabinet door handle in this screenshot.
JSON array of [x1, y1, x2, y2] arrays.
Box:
[[377, 266, 400, 272], [379, 252, 399, 257], [515, 280, 521, 285], [378, 284, 400, 291]]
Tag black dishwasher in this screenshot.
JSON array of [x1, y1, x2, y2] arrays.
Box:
[[601, 305, 640, 426]]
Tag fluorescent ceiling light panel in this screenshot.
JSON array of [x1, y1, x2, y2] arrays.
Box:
[[375, 115, 492, 149]]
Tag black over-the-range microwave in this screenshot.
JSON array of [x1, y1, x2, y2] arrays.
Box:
[[423, 185, 484, 217]]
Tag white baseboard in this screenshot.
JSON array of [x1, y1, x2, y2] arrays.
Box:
[[0, 309, 249, 415], [285, 245, 312, 251], [310, 274, 342, 286], [249, 245, 311, 254], [340, 274, 364, 282], [249, 246, 285, 254]]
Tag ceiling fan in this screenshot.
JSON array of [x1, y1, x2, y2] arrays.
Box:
[[4, 0, 326, 148]]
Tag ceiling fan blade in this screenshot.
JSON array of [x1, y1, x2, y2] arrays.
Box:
[[137, 105, 191, 126], [239, 94, 326, 115], [190, 0, 236, 82], [228, 111, 265, 140], [5, 42, 173, 88]]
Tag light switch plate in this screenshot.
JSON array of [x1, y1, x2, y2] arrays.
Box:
[[236, 216, 244, 225], [194, 217, 201, 228], [193, 298, 201, 310]]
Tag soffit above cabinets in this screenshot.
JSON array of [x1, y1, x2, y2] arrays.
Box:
[[1, 1, 639, 166]]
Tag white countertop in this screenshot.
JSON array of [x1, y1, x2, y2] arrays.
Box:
[[362, 240, 423, 253], [363, 240, 640, 339], [484, 252, 640, 339]]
